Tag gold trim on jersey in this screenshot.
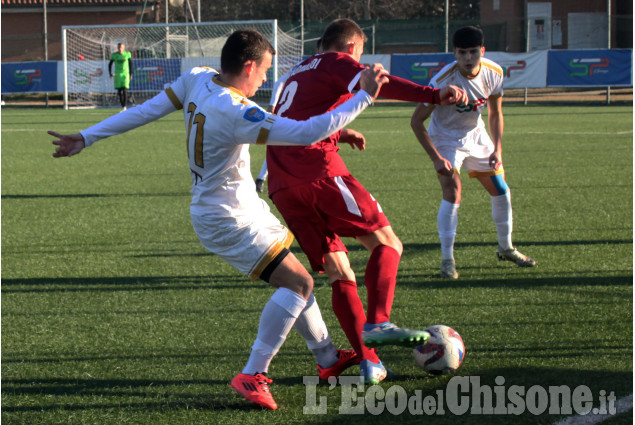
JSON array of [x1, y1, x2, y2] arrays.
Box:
[[248, 230, 295, 281], [257, 116, 276, 145], [212, 75, 249, 105], [481, 60, 504, 76], [164, 87, 183, 110], [468, 168, 505, 178], [434, 64, 458, 85]]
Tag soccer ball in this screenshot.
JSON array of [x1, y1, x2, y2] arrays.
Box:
[[413, 325, 465, 375]]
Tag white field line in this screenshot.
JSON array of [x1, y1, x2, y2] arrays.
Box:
[[551, 394, 633, 425]]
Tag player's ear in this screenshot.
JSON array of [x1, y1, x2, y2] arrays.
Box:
[[345, 42, 356, 56], [243, 60, 255, 76]]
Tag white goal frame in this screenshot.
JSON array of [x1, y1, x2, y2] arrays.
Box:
[[62, 20, 302, 109]]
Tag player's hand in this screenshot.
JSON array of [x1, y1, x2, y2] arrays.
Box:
[[433, 157, 454, 176], [340, 129, 366, 151], [439, 85, 468, 105], [489, 151, 502, 170], [48, 131, 86, 158], [359, 63, 389, 100]]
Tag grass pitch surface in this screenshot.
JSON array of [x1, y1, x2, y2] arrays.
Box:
[[2, 103, 632, 424]]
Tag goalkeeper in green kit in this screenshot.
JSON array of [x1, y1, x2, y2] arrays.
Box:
[[109, 43, 133, 110]]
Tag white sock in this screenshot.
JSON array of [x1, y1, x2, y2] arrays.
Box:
[[438, 200, 459, 260], [257, 159, 268, 180], [242, 288, 306, 375], [293, 293, 339, 368], [491, 191, 513, 250]]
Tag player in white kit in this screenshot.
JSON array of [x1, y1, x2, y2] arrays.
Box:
[[410, 26, 535, 279], [49, 29, 389, 410]]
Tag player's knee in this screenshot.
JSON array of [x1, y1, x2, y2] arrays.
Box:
[[490, 173, 509, 195], [386, 236, 403, 256], [293, 272, 314, 299]]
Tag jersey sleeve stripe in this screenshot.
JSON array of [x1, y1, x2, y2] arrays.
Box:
[[164, 87, 183, 110], [257, 116, 276, 145]]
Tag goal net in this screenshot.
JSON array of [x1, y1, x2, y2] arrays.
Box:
[[62, 20, 302, 109]]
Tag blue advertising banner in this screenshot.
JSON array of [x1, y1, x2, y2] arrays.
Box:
[[391, 53, 455, 85], [131, 58, 182, 91], [547, 49, 632, 87], [1, 61, 58, 94]]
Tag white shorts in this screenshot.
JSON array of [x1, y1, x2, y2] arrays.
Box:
[[191, 205, 293, 281], [435, 130, 496, 175]]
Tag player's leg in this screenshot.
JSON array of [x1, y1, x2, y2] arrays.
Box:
[[435, 145, 464, 279], [324, 251, 389, 384], [322, 251, 372, 370], [465, 146, 535, 268], [231, 250, 308, 410], [270, 186, 361, 378], [116, 88, 125, 108], [316, 174, 428, 351], [121, 88, 128, 110], [473, 171, 535, 267], [437, 172, 462, 278], [355, 228, 429, 350]]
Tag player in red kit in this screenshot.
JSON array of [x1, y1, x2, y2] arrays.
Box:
[[266, 19, 468, 384]]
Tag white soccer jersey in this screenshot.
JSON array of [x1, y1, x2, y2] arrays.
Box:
[[427, 57, 504, 147], [165, 67, 276, 216]]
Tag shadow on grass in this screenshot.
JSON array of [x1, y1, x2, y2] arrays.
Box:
[[0, 275, 264, 294], [1, 192, 190, 199], [1, 367, 632, 422]]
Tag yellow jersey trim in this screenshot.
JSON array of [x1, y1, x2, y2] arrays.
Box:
[[481, 61, 504, 76], [164, 87, 183, 110]]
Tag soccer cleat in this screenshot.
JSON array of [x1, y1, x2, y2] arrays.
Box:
[[362, 322, 430, 348], [230, 373, 278, 410], [440, 259, 459, 279], [360, 359, 388, 385], [496, 246, 536, 267], [317, 349, 361, 380], [255, 178, 265, 193]]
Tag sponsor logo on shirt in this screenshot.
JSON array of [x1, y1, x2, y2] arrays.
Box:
[[244, 107, 266, 122], [456, 98, 487, 113]]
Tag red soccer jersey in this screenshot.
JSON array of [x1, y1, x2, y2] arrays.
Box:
[[266, 52, 440, 195]]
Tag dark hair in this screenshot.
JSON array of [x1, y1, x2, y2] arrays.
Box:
[[452, 26, 484, 49], [221, 29, 275, 75], [320, 19, 366, 52]]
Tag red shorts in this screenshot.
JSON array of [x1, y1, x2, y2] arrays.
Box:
[[271, 174, 390, 271]]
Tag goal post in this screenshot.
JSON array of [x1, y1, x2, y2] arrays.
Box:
[[62, 20, 303, 109]]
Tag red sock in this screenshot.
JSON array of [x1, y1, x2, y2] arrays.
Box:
[[365, 245, 401, 324], [331, 279, 379, 363]]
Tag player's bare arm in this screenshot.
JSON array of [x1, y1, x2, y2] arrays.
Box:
[[410, 103, 453, 176], [49, 131, 86, 158], [487, 95, 504, 170], [439, 85, 468, 106]]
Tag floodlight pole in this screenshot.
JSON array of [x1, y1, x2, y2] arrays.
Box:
[[606, 0, 611, 104], [43, 0, 49, 106], [444, 0, 449, 52], [300, 0, 304, 57]]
